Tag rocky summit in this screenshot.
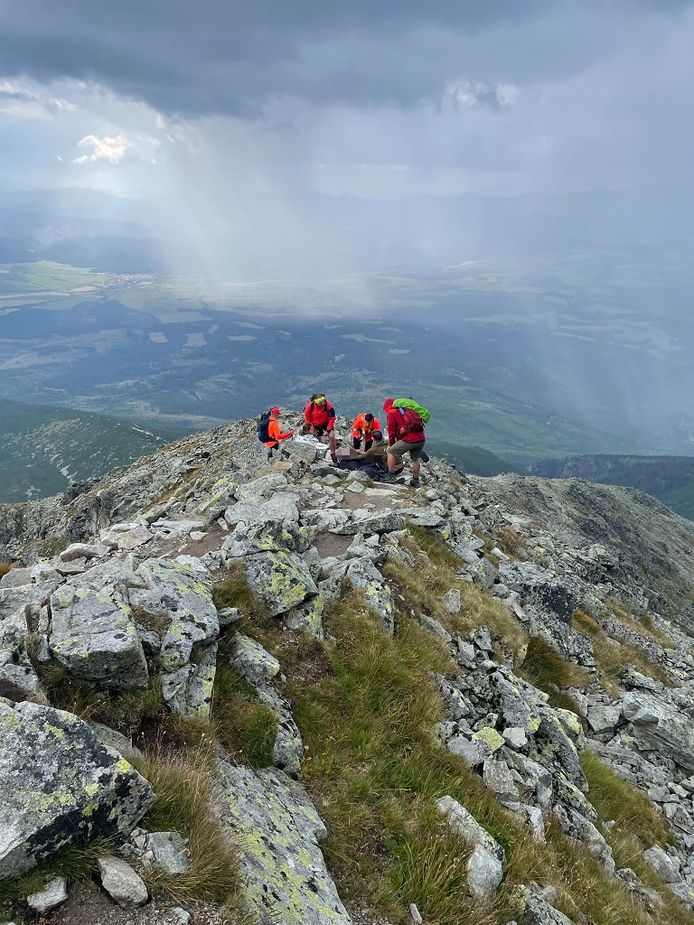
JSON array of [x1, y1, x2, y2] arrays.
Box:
[[0, 411, 694, 925]]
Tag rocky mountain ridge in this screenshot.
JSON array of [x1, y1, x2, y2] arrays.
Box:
[[0, 412, 693, 925], [527, 454, 694, 521]]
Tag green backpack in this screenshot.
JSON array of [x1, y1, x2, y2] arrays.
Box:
[[392, 397, 430, 423]]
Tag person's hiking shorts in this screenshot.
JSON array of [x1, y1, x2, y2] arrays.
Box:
[[388, 439, 425, 461]]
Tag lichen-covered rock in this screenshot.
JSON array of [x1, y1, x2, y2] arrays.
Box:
[[552, 805, 615, 874], [144, 831, 191, 875], [0, 700, 153, 878], [225, 492, 300, 529], [49, 585, 148, 690], [442, 588, 462, 613], [586, 702, 622, 734], [237, 550, 318, 618], [161, 642, 217, 719], [232, 634, 281, 686], [499, 561, 580, 623], [642, 844, 681, 883], [0, 578, 60, 621], [344, 557, 394, 633], [435, 796, 505, 862], [336, 511, 405, 536], [131, 558, 219, 672], [514, 886, 577, 924], [0, 608, 42, 700], [213, 758, 352, 925], [467, 843, 504, 899], [284, 594, 325, 639], [231, 633, 303, 774]]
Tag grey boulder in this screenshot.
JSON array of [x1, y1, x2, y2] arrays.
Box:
[[622, 690, 694, 772], [49, 585, 148, 690], [467, 844, 504, 899], [26, 876, 68, 913], [213, 758, 352, 925], [131, 558, 219, 672], [642, 845, 681, 883], [145, 831, 191, 875], [0, 700, 154, 878], [98, 855, 149, 907]]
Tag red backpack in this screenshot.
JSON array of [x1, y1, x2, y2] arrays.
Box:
[[398, 407, 424, 437]]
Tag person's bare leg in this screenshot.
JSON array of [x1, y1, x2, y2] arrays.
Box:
[[387, 451, 398, 472], [411, 458, 421, 479]]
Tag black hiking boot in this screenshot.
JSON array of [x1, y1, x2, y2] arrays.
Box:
[[410, 477, 421, 488]]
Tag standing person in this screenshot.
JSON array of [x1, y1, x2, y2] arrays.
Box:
[[258, 407, 293, 459], [304, 393, 337, 463], [352, 412, 381, 451], [382, 397, 426, 487]]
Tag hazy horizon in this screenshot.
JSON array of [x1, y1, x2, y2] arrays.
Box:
[[0, 0, 693, 467]]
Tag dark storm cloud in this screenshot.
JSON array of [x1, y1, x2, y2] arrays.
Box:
[[1, 0, 688, 118]]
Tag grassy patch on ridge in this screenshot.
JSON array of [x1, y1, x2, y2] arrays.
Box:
[[289, 588, 691, 925]]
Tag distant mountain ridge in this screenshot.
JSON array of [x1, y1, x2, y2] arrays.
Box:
[[0, 399, 179, 502], [528, 454, 694, 520]]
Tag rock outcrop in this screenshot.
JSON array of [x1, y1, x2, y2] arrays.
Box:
[[0, 411, 693, 925], [0, 701, 153, 878]]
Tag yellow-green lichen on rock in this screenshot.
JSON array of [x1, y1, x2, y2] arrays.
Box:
[[48, 584, 148, 691], [238, 550, 318, 618], [0, 700, 153, 880], [212, 756, 352, 925]]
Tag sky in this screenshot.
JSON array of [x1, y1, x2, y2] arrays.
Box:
[[1, 0, 694, 201]]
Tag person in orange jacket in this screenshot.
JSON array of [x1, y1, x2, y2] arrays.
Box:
[[304, 393, 337, 462], [352, 412, 381, 451], [264, 407, 293, 459]]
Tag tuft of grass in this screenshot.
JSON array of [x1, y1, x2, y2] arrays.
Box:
[[36, 665, 166, 738], [496, 525, 527, 559], [211, 638, 278, 768], [291, 595, 495, 924], [131, 605, 170, 635], [213, 562, 269, 625], [212, 563, 279, 650], [289, 592, 691, 925], [604, 597, 674, 649], [518, 636, 590, 711], [581, 752, 694, 924], [571, 610, 674, 692], [471, 525, 500, 566], [135, 747, 242, 909], [408, 524, 461, 570], [387, 526, 526, 661], [0, 838, 113, 909], [572, 608, 602, 637], [581, 751, 670, 848]]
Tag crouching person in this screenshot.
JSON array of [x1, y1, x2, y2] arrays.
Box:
[[257, 407, 293, 459]]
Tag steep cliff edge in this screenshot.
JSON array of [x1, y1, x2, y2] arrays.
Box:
[[0, 413, 693, 925]]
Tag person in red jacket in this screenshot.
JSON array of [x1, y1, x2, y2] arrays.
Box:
[[304, 393, 337, 462], [383, 397, 426, 487], [352, 412, 381, 450], [265, 407, 293, 459]]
